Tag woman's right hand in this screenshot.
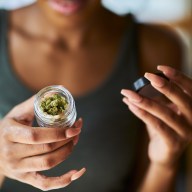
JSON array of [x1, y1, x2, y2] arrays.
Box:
[[0, 97, 85, 191]]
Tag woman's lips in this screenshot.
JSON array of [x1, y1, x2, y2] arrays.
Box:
[[48, 0, 85, 15]]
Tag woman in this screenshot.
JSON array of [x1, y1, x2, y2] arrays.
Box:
[[0, 0, 191, 191]]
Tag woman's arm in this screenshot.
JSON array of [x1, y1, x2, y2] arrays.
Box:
[[0, 120, 5, 188], [132, 23, 185, 192], [139, 162, 178, 192], [131, 127, 178, 192], [121, 66, 192, 192], [0, 174, 5, 188], [0, 146, 5, 188], [0, 98, 85, 190]]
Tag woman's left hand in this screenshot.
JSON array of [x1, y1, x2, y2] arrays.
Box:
[[121, 65, 192, 167]]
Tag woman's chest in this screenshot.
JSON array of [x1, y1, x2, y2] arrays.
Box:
[[9, 32, 120, 96]]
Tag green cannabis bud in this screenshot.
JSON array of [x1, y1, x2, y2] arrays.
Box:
[[40, 94, 68, 115]]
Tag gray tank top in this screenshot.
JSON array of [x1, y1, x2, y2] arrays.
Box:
[[0, 10, 141, 192]]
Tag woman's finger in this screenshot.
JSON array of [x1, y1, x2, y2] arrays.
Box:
[[3, 118, 82, 144], [11, 137, 78, 158], [144, 72, 192, 122], [122, 97, 178, 144], [157, 65, 192, 97], [19, 168, 86, 191], [121, 90, 190, 138], [6, 96, 35, 122], [16, 141, 74, 172]]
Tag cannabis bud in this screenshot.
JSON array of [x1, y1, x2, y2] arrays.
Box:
[[40, 94, 68, 116], [34, 85, 77, 128]]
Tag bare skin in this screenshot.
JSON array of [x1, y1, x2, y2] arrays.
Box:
[[121, 66, 192, 191], [8, 2, 182, 95], [8, 2, 128, 96], [0, 0, 187, 191], [0, 97, 85, 190]]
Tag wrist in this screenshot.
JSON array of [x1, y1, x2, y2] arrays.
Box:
[[149, 161, 179, 175], [138, 161, 179, 192], [150, 153, 181, 170]]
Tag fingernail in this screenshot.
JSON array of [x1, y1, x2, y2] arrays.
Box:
[[73, 135, 79, 145], [66, 128, 81, 138], [121, 89, 142, 103], [157, 65, 177, 77], [71, 168, 86, 181], [122, 97, 129, 104], [144, 73, 165, 87], [73, 118, 82, 128]]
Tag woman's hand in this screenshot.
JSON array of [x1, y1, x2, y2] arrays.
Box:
[[121, 65, 192, 167], [0, 97, 85, 191]]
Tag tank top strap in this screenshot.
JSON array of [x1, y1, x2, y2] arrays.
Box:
[[127, 14, 139, 66], [0, 9, 33, 97], [117, 13, 140, 84], [0, 9, 8, 63]]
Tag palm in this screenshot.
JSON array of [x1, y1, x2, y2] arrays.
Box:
[[148, 132, 171, 164], [146, 123, 181, 166]]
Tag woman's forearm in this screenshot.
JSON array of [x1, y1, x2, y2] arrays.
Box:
[[0, 120, 5, 188], [138, 163, 178, 192], [0, 174, 5, 188]]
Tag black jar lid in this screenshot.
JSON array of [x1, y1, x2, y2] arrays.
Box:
[[132, 73, 169, 99], [133, 72, 169, 92]]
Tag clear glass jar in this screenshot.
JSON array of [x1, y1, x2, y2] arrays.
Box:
[[34, 85, 77, 128]]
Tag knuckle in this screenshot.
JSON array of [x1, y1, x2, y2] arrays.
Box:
[[40, 185, 50, 191], [1, 120, 11, 140], [40, 158, 55, 170], [8, 160, 18, 171], [142, 98, 151, 107], [42, 143, 54, 153], [54, 129, 62, 140], [155, 120, 164, 130], [38, 182, 50, 191], [34, 174, 50, 191], [28, 129, 38, 143], [139, 109, 148, 118], [166, 83, 175, 98], [57, 178, 71, 188], [3, 147, 13, 159]]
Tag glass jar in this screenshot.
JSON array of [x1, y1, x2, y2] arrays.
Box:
[[34, 85, 77, 128]]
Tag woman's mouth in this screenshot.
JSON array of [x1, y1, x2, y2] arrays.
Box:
[[48, 0, 86, 15]]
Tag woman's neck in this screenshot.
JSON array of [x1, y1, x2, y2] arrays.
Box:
[[23, 4, 114, 48], [10, 3, 127, 50]]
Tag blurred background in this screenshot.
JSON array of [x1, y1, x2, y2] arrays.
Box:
[[0, 0, 191, 191]]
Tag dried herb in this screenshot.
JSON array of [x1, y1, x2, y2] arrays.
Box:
[[40, 94, 68, 115]]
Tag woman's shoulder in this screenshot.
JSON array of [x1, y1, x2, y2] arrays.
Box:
[[137, 22, 184, 73]]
